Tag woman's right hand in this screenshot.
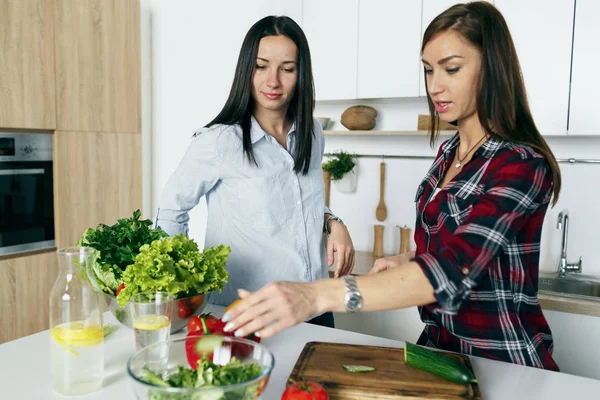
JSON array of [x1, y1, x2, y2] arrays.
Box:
[[368, 251, 415, 275], [221, 282, 320, 339]]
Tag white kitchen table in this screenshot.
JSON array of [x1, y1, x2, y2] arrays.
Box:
[[1, 304, 599, 399]]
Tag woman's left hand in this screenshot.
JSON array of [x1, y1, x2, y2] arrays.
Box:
[[327, 221, 355, 278], [222, 283, 319, 339]]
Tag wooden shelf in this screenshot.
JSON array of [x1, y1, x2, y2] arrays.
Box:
[[323, 130, 456, 136]]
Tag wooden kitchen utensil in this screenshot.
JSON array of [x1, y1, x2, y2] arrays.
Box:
[[399, 225, 411, 254], [288, 341, 481, 400], [376, 161, 387, 221], [323, 169, 331, 207], [373, 225, 384, 258]]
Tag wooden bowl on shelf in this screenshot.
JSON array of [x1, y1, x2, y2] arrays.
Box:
[[341, 105, 378, 130]]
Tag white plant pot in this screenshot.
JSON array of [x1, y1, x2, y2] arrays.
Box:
[[334, 166, 358, 193]]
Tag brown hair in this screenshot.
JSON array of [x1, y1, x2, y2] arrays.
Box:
[[422, 1, 561, 205]]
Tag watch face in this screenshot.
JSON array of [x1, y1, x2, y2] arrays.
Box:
[[345, 292, 362, 312]]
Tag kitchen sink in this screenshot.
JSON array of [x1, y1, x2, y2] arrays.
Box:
[[539, 273, 600, 301]]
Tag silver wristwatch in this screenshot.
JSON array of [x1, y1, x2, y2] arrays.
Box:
[[343, 275, 363, 313]]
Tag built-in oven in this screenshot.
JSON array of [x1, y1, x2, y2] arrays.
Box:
[[0, 132, 55, 256]]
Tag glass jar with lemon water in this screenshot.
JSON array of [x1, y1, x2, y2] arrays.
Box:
[[49, 247, 104, 396]]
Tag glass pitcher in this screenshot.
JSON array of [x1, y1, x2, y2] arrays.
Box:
[[49, 247, 104, 396]]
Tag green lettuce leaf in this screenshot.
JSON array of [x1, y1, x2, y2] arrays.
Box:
[[117, 234, 230, 306]]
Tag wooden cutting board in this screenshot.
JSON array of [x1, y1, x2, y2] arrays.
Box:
[[287, 342, 482, 399]]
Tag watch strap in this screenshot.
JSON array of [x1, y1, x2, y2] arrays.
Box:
[[324, 215, 344, 237]]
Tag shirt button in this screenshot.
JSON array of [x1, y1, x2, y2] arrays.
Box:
[[296, 200, 301, 205], [462, 267, 469, 275]]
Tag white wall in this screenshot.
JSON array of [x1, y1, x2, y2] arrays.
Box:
[[141, 0, 600, 380], [317, 99, 600, 277]]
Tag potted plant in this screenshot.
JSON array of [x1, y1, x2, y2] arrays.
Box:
[[322, 151, 358, 193]]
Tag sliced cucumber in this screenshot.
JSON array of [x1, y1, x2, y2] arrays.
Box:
[[342, 364, 376, 373], [194, 335, 224, 354], [404, 342, 477, 384]]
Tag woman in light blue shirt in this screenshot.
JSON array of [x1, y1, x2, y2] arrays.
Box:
[[155, 16, 355, 328]]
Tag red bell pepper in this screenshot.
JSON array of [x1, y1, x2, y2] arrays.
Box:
[[185, 314, 227, 369]]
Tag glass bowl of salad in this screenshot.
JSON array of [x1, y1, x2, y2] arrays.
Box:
[[127, 335, 274, 400]]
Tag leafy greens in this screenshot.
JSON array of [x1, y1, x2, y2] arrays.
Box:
[[141, 357, 262, 400], [116, 234, 230, 307], [76, 210, 168, 294]]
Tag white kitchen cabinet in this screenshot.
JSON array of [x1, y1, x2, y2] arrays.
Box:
[[357, 0, 422, 99], [568, 0, 599, 136], [303, 0, 359, 100], [419, 1, 495, 97], [494, 0, 574, 136], [420, 1, 465, 97]]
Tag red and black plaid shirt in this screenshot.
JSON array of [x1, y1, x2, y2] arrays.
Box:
[[413, 133, 559, 371]]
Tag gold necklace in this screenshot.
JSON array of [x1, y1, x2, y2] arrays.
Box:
[[455, 135, 487, 169]]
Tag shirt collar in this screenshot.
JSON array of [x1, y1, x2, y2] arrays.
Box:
[[250, 116, 296, 144], [441, 132, 504, 160]]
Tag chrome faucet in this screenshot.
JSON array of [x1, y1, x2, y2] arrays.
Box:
[[556, 209, 582, 277]]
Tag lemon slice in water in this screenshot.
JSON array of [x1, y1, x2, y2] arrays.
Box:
[[133, 315, 171, 330], [50, 322, 103, 356]]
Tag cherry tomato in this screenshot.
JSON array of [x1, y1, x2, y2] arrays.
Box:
[[178, 299, 193, 319]]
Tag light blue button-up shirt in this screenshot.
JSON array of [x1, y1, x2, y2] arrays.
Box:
[[155, 117, 333, 307]]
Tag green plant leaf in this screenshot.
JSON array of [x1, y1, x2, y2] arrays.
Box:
[[322, 151, 356, 181]]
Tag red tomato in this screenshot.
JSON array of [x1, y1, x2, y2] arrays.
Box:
[[205, 315, 227, 335], [178, 299, 193, 318], [187, 315, 202, 334], [281, 381, 329, 400]]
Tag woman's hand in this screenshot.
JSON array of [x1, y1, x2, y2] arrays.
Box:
[[368, 251, 415, 275], [222, 282, 320, 339], [327, 220, 355, 278]]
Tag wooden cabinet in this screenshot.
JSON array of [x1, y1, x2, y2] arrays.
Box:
[[0, 0, 56, 129], [495, 0, 574, 136], [53, 131, 142, 248], [303, 0, 359, 101], [0, 250, 58, 343], [54, 0, 141, 133], [568, 0, 598, 136], [357, 0, 422, 99]]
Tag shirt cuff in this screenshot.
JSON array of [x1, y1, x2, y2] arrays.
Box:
[[414, 252, 476, 315], [324, 205, 335, 218]]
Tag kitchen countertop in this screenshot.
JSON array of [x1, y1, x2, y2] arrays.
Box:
[[1, 304, 599, 399], [331, 251, 600, 317]]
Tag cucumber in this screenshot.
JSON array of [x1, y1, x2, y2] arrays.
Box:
[[194, 335, 224, 354], [342, 365, 376, 373], [404, 342, 477, 384]]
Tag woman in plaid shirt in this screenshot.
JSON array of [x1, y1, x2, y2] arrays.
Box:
[[222, 2, 562, 370]]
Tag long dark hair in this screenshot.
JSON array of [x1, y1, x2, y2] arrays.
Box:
[[422, 1, 561, 204], [206, 16, 315, 175]]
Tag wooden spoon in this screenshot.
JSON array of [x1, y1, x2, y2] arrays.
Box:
[[376, 161, 387, 221]]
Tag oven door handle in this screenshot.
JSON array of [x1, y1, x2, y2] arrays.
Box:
[[0, 168, 45, 175]]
